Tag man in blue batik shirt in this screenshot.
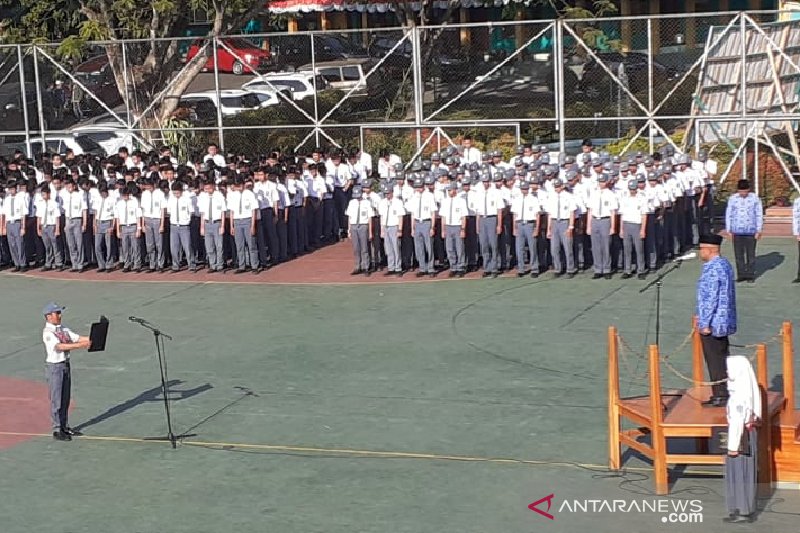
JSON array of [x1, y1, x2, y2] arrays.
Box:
[[724, 179, 763, 283], [697, 233, 737, 407]]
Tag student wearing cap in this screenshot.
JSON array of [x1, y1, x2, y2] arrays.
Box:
[[378, 181, 405, 276], [586, 173, 618, 279], [407, 176, 438, 277], [140, 176, 167, 272], [93, 181, 116, 273], [329, 152, 353, 240], [198, 179, 227, 273], [618, 180, 648, 279], [439, 181, 468, 277], [724, 179, 763, 283], [475, 172, 503, 278], [61, 179, 87, 272], [166, 181, 197, 273], [41, 302, 91, 441], [346, 184, 374, 276], [35, 186, 64, 271], [363, 180, 383, 271], [545, 178, 577, 278], [304, 162, 326, 249], [3, 179, 29, 271], [461, 177, 480, 272], [697, 233, 736, 406], [794, 195, 800, 283], [114, 183, 143, 272], [227, 177, 261, 274], [511, 180, 542, 278], [286, 166, 307, 257]]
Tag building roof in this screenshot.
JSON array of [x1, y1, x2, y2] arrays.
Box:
[[266, 0, 521, 14]]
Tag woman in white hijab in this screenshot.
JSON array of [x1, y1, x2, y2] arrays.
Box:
[[723, 355, 761, 523]]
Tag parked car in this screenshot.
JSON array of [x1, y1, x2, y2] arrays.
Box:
[[73, 54, 122, 112], [297, 59, 372, 97], [185, 38, 272, 75], [578, 52, 678, 100], [179, 89, 278, 117], [69, 124, 138, 156], [0, 82, 53, 131], [241, 72, 328, 101], [0, 134, 105, 157], [270, 34, 368, 70]]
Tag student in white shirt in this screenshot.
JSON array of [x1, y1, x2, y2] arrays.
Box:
[[61, 179, 87, 272], [619, 180, 649, 278], [114, 183, 143, 272], [140, 176, 167, 272], [439, 181, 468, 277], [166, 181, 197, 272], [511, 180, 543, 277], [586, 174, 619, 279], [406, 176, 439, 277], [93, 181, 116, 272], [378, 181, 406, 276], [286, 167, 308, 257], [346, 184, 374, 275], [3, 179, 29, 270], [36, 185, 64, 271], [227, 177, 261, 273], [198, 179, 227, 272], [461, 136, 482, 165], [546, 178, 578, 277], [475, 173, 504, 277]]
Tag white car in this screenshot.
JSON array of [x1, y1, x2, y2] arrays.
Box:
[[70, 124, 140, 156], [0, 134, 104, 157], [241, 72, 326, 101], [179, 89, 278, 117]]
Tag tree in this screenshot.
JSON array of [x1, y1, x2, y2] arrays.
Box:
[[0, 0, 264, 133]]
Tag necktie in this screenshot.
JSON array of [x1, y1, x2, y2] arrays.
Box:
[[44, 201, 48, 226], [85, 191, 90, 214], [239, 192, 243, 215], [356, 201, 362, 225], [10, 196, 15, 218], [99, 197, 105, 222], [484, 192, 488, 216], [418, 196, 422, 220], [67, 194, 71, 217], [125, 200, 129, 225], [208, 194, 212, 220], [55, 326, 70, 344], [150, 192, 154, 214], [557, 193, 561, 219], [598, 191, 603, 218], [449, 198, 454, 224]]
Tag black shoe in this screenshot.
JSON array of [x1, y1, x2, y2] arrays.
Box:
[[553, 272, 563, 278], [457, 272, 465, 278], [637, 273, 647, 280], [566, 272, 576, 279], [149, 268, 157, 273], [364, 270, 371, 277], [621, 273, 633, 279], [517, 272, 526, 278], [416, 271, 426, 278], [52, 430, 71, 441], [722, 514, 753, 524], [592, 273, 602, 279], [58, 265, 67, 272], [793, 277, 800, 284], [397, 271, 404, 278], [736, 277, 745, 283], [604, 273, 612, 280], [429, 272, 436, 278], [482, 272, 491, 278], [449, 271, 457, 278], [122, 267, 131, 273], [13, 266, 21, 272], [701, 397, 727, 407], [746, 278, 755, 284], [235, 268, 245, 274], [61, 427, 82, 436], [254, 267, 263, 274], [530, 272, 539, 279], [19, 266, 27, 272], [492, 272, 499, 278], [385, 271, 395, 277]]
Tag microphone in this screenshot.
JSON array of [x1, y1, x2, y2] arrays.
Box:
[[674, 252, 697, 262], [129, 316, 147, 325]]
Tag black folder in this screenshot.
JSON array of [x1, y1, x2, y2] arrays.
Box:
[[88, 316, 109, 352]]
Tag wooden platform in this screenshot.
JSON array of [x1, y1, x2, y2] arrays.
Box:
[[608, 321, 799, 495], [762, 206, 795, 237]]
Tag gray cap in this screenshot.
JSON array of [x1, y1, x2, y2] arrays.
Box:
[[647, 171, 658, 181], [379, 181, 391, 194], [553, 178, 564, 187], [637, 175, 646, 183], [519, 180, 530, 190], [644, 157, 654, 166], [503, 168, 516, 180], [480, 172, 492, 183], [490, 150, 502, 158], [448, 181, 460, 191], [540, 154, 550, 164], [431, 152, 441, 161], [565, 170, 578, 181], [697, 150, 708, 162], [597, 173, 609, 183], [351, 185, 363, 196], [42, 302, 66, 316], [423, 173, 435, 185], [393, 162, 404, 172], [492, 172, 504, 183], [564, 155, 575, 165], [531, 145, 541, 154], [413, 177, 424, 188], [628, 180, 638, 190]]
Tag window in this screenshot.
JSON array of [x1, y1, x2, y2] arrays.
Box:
[[319, 68, 342, 82], [342, 66, 362, 81], [268, 80, 306, 92], [75, 136, 103, 152]]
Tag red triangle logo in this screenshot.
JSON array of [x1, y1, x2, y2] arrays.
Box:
[[528, 493, 555, 520]]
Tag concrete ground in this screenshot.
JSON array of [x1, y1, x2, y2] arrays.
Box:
[[0, 238, 798, 533]]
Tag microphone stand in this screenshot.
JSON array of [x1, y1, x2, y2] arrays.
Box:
[[130, 318, 192, 448], [639, 260, 685, 349]]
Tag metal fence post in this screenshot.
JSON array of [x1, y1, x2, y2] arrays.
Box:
[[311, 33, 320, 147], [31, 46, 47, 153], [412, 25, 424, 151], [121, 41, 132, 127], [555, 20, 565, 154], [16, 45, 32, 156], [647, 18, 654, 153], [212, 36, 225, 152], [740, 13, 747, 179]]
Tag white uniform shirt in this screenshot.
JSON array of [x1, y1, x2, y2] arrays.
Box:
[[288, 178, 307, 207], [511, 193, 543, 222], [140, 189, 166, 219], [474, 187, 503, 217], [2, 193, 29, 221], [167, 195, 193, 226], [115, 197, 142, 225], [36, 199, 61, 226], [62, 190, 87, 219], [327, 163, 353, 188], [253, 180, 278, 210], [378, 196, 406, 227], [438, 195, 468, 226], [586, 188, 619, 219], [546, 191, 577, 220], [42, 322, 79, 364], [227, 189, 258, 220], [198, 191, 227, 221], [94, 194, 116, 222], [276, 182, 290, 210], [377, 155, 402, 179], [619, 193, 649, 224], [406, 191, 438, 221], [346, 198, 375, 225], [304, 174, 325, 200], [461, 147, 482, 165]]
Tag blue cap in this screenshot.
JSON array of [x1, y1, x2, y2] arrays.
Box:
[[627, 180, 638, 190], [42, 302, 66, 316]]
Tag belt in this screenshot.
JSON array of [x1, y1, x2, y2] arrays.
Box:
[[68, 217, 82, 221], [482, 214, 497, 218], [205, 219, 222, 224], [121, 224, 137, 228], [555, 218, 570, 222], [518, 220, 537, 224], [415, 219, 431, 223], [171, 223, 190, 227], [592, 216, 610, 220], [98, 218, 114, 223]]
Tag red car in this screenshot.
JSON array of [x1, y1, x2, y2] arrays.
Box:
[[185, 38, 272, 75]]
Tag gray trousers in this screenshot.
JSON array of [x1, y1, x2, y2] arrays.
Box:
[[170, 225, 195, 270], [383, 226, 401, 272], [444, 225, 465, 272], [622, 221, 645, 274], [45, 361, 70, 430], [645, 213, 658, 270], [94, 220, 113, 269], [733, 234, 757, 279], [6, 221, 26, 267], [64, 218, 83, 269], [233, 219, 259, 269], [515, 221, 539, 273], [590, 217, 612, 274], [551, 219, 575, 274], [143, 217, 165, 270], [42, 225, 64, 268], [204, 221, 224, 271], [479, 215, 498, 273], [120, 225, 141, 269], [413, 220, 434, 273], [725, 428, 757, 516], [350, 223, 370, 270]]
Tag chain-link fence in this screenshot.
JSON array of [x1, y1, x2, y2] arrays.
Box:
[[1, 9, 798, 180]]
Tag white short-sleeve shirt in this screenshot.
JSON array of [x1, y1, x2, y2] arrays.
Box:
[[43, 322, 79, 364]]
